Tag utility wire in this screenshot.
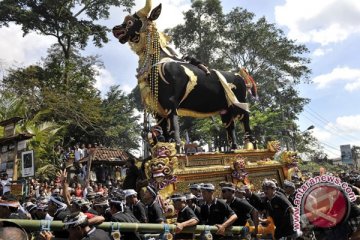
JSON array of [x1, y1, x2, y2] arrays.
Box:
[[305, 106, 360, 142], [319, 141, 340, 152], [301, 110, 360, 144], [315, 140, 340, 157], [300, 113, 342, 156]]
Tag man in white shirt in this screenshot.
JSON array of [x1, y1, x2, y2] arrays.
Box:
[[74, 144, 83, 162], [0, 172, 12, 195]]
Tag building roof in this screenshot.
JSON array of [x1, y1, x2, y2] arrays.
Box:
[[81, 147, 136, 165], [0, 132, 34, 145], [0, 117, 23, 127]]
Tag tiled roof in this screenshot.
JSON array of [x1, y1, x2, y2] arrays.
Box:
[[87, 147, 134, 162]]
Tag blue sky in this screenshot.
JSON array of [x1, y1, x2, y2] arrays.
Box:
[[1, 0, 360, 158]]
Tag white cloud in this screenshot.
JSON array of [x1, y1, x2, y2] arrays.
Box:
[[156, 0, 191, 30], [313, 66, 360, 91], [129, 0, 190, 30], [313, 115, 360, 158], [275, 0, 360, 46], [94, 66, 117, 94], [0, 24, 55, 67], [94, 66, 134, 97], [333, 114, 360, 132], [313, 128, 332, 142], [120, 84, 133, 94], [312, 47, 333, 57]]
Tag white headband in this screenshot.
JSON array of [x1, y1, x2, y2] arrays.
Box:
[[124, 189, 137, 198], [0, 201, 20, 208], [221, 186, 235, 191], [110, 200, 124, 204], [27, 205, 37, 212], [93, 200, 109, 206], [110, 200, 124, 212], [63, 213, 87, 229], [171, 196, 186, 201], [147, 186, 157, 197], [50, 196, 68, 215], [201, 185, 215, 191]]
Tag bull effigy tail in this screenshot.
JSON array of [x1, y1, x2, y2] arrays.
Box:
[[239, 68, 258, 99]]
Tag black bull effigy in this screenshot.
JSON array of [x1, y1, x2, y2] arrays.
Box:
[[112, 0, 258, 149]]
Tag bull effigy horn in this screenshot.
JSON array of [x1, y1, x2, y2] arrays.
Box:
[[137, 0, 152, 18]]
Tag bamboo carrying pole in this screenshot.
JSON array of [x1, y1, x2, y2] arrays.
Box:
[[0, 219, 248, 235]]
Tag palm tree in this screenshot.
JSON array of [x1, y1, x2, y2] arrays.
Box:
[[21, 116, 64, 179]]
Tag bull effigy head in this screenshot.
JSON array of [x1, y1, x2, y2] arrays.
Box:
[[112, 0, 162, 44]]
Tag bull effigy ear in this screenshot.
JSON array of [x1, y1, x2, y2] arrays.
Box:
[[148, 4, 162, 21]]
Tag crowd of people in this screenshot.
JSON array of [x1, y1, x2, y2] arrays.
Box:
[[1, 163, 360, 240]]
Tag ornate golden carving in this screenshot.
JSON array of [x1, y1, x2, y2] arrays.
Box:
[[267, 140, 281, 152], [146, 142, 178, 190]]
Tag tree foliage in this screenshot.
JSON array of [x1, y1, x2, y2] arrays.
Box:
[[0, 0, 142, 165], [2, 46, 103, 137], [22, 119, 63, 167], [98, 85, 141, 151], [0, 0, 134, 86]]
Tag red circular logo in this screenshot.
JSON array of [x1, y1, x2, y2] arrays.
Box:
[[302, 184, 349, 228]]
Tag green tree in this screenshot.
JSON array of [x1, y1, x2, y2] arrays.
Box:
[[166, 0, 224, 67], [0, 0, 135, 87], [1, 46, 103, 145], [220, 7, 311, 148], [0, 91, 27, 121], [98, 85, 141, 151], [22, 119, 63, 167]]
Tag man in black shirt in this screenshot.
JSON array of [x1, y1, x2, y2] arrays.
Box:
[[262, 180, 297, 239], [272, 178, 286, 197], [221, 182, 259, 235], [62, 211, 111, 240], [0, 194, 29, 220], [124, 189, 148, 223], [48, 194, 71, 238], [185, 193, 201, 221], [244, 185, 264, 211], [123, 159, 139, 190], [142, 185, 165, 223], [109, 196, 141, 240], [189, 183, 204, 205], [200, 183, 238, 240], [171, 193, 199, 240], [92, 197, 112, 221], [283, 180, 296, 206], [48, 194, 71, 220]]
